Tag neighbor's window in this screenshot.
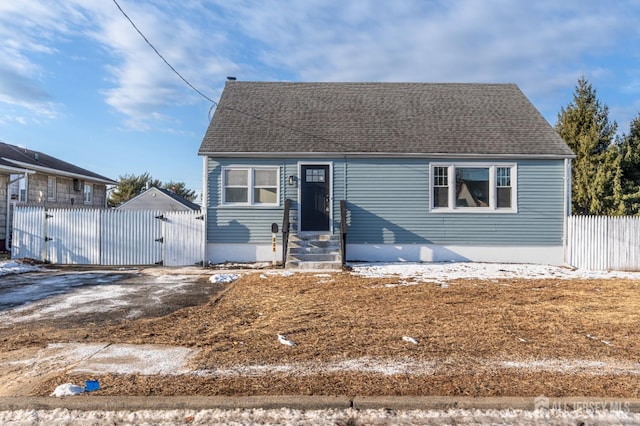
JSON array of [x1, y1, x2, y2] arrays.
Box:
[[47, 177, 57, 201], [9, 174, 27, 202], [223, 167, 279, 206], [431, 164, 516, 212], [83, 183, 93, 204]]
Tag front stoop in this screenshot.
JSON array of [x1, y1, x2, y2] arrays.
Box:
[[285, 234, 343, 270]]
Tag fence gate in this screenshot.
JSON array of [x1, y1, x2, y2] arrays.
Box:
[[11, 207, 204, 266]]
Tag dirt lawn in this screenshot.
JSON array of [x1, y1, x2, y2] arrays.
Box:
[[2, 267, 640, 398]]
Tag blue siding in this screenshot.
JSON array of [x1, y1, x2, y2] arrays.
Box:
[[208, 158, 284, 243], [207, 157, 566, 246], [346, 159, 565, 245], [206, 158, 347, 243]]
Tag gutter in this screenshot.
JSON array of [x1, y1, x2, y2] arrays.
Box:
[[198, 151, 576, 160], [1, 158, 117, 185]]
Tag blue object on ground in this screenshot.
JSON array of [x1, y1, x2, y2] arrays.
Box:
[[85, 380, 100, 392]]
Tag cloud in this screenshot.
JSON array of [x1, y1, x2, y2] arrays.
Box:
[[88, 2, 226, 129], [0, 0, 233, 129], [0, 1, 73, 120], [206, 0, 639, 124], [1, 0, 638, 129]]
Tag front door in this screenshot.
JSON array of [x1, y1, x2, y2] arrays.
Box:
[[300, 165, 330, 232]]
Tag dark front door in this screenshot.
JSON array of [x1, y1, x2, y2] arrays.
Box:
[[300, 165, 330, 232]]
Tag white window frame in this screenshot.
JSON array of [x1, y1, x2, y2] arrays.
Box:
[[221, 166, 280, 207], [429, 162, 517, 213], [83, 182, 93, 205], [47, 176, 57, 201], [10, 174, 27, 202]]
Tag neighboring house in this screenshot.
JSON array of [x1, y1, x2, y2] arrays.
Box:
[[116, 186, 200, 211], [198, 82, 575, 266], [0, 141, 116, 250]]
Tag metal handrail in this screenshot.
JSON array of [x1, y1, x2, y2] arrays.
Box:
[[282, 198, 291, 266], [340, 200, 347, 267]]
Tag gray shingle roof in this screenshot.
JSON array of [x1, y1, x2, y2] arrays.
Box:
[[0, 141, 116, 183], [199, 82, 574, 158], [156, 187, 201, 210]]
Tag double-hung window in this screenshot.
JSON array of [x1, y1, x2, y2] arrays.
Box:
[[83, 183, 93, 204], [9, 174, 27, 202], [222, 167, 279, 206], [47, 177, 57, 201], [430, 163, 516, 212]]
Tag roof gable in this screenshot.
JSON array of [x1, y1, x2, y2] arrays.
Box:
[[199, 82, 574, 158], [116, 187, 200, 211]]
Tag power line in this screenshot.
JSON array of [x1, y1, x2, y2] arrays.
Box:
[[111, 0, 348, 148], [111, 0, 217, 105]]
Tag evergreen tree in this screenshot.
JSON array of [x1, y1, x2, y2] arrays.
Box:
[[617, 115, 640, 214], [108, 172, 152, 207], [160, 181, 196, 201], [555, 77, 618, 215], [108, 173, 196, 207]]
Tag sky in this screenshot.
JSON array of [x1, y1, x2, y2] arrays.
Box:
[[1, 1, 640, 199]]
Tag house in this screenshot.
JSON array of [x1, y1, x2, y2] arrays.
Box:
[[198, 82, 575, 267], [116, 186, 200, 211], [0, 141, 116, 250]]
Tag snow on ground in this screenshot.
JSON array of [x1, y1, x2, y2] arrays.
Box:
[[6, 343, 198, 378], [1, 407, 639, 425], [0, 273, 196, 324], [350, 262, 640, 284], [71, 344, 198, 376], [0, 260, 40, 276], [260, 270, 294, 279], [209, 273, 239, 284], [194, 357, 640, 378]]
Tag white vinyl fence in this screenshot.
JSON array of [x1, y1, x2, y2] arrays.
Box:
[[11, 206, 205, 266], [567, 215, 640, 271]]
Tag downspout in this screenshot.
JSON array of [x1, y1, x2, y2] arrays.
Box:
[[5, 173, 26, 252], [562, 158, 571, 265], [201, 155, 208, 266], [4, 178, 10, 252]]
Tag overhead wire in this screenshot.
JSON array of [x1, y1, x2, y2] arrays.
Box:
[[111, 0, 350, 149], [111, 0, 217, 105]]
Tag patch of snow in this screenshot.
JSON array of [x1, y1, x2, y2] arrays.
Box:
[[350, 262, 640, 283], [0, 260, 40, 276], [196, 357, 438, 377], [1, 407, 640, 425], [209, 273, 239, 284], [211, 262, 271, 269], [499, 359, 640, 375], [50, 383, 84, 397], [196, 356, 640, 378], [261, 270, 294, 278], [72, 344, 198, 375], [9, 343, 198, 377]]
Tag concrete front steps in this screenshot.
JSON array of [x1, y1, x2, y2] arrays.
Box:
[[285, 233, 343, 270]]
